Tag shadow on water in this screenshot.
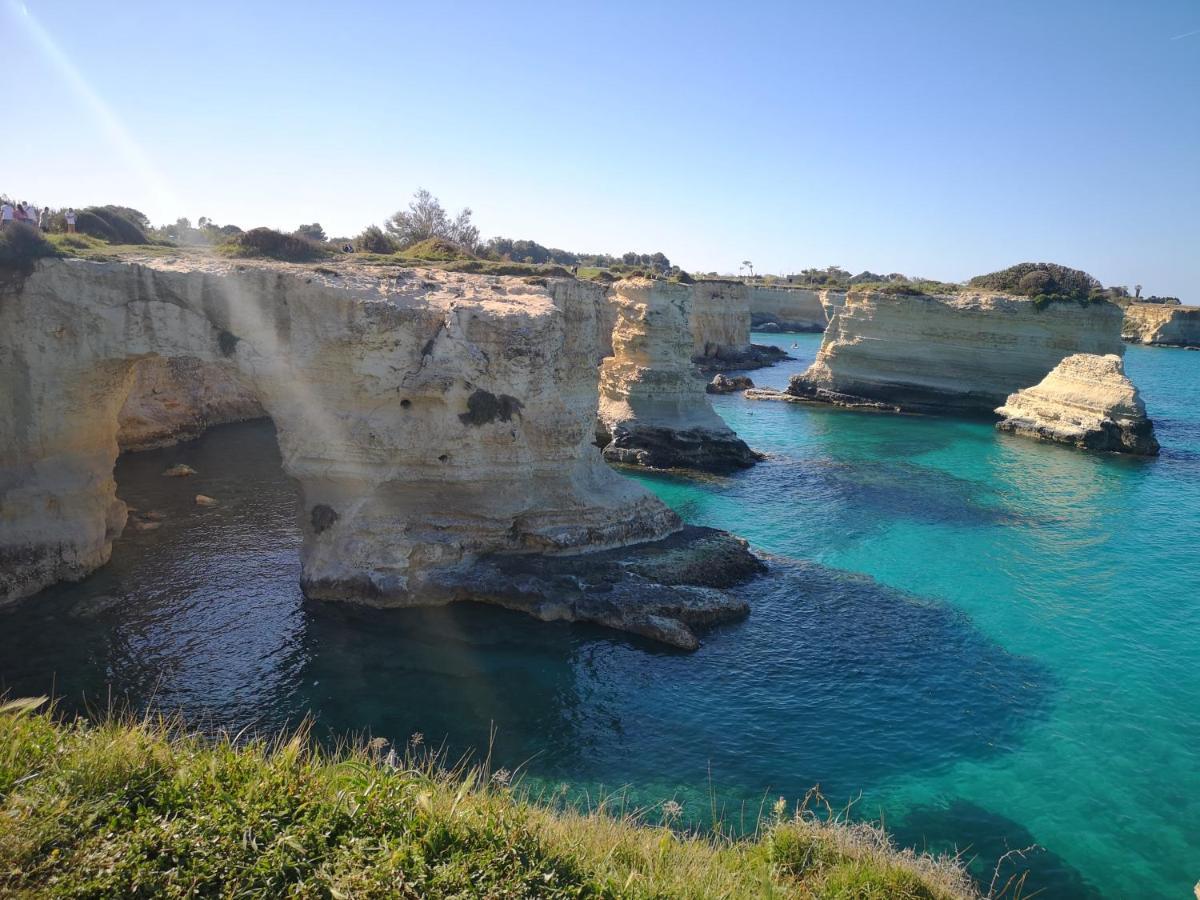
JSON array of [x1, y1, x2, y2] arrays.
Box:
[[0, 419, 1057, 894], [890, 800, 1103, 900]]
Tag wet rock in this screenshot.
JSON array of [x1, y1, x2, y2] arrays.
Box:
[[162, 464, 196, 477], [308, 526, 764, 651], [194, 494, 219, 507], [707, 374, 755, 394]]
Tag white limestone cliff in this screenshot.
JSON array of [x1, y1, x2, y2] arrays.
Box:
[[0, 258, 762, 646], [1122, 303, 1200, 348], [597, 278, 760, 472], [995, 353, 1159, 455], [779, 290, 1125, 414], [117, 356, 265, 451], [748, 285, 829, 332]]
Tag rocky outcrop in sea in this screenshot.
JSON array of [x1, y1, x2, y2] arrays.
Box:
[[995, 353, 1159, 455], [597, 278, 760, 473]]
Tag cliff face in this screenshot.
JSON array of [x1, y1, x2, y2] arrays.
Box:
[[597, 279, 759, 472], [748, 286, 828, 332], [1123, 303, 1200, 347], [995, 353, 1159, 455], [691, 280, 750, 358], [785, 290, 1125, 414], [0, 259, 765, 646], [117, 356, 265, 451]]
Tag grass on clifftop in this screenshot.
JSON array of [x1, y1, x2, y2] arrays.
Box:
[[0, 698, 987, 899]]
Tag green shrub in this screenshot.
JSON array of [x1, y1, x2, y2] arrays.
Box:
[[968, 262, 1100, 301], [402, 237, 476, 261], [0, 222, 59, 273], [353, 225, 396, 254], [226, 227, 330, 262], [71, 205, 150, 244]]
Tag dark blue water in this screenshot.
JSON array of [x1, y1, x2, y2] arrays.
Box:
[[1, 335, 1196, 898]]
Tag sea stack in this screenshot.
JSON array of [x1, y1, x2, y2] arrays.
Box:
[[597, 278, 760, 473], [782, 289, 1125, 414], [995, 353, 1159, 455], [689, 280, 788, 370]]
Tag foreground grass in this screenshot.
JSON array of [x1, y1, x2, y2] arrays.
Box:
[[0, 699, 985, 899]]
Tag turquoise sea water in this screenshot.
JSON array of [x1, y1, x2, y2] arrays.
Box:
[[0, 333, 1196, 898]]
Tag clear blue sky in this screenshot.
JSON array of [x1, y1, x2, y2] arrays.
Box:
[[2, 0, 1197, 296]]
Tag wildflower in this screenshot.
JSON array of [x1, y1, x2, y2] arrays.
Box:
[[409, 732, 424, 748], [491, 768, 512, 788], [367, 737, 389, 754], [384, 748, 398, 769], [661, 800, 683, 821], [772, 796, 787, 821]]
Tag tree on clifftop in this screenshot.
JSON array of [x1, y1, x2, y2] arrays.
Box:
[[385, 189, 479, 253]]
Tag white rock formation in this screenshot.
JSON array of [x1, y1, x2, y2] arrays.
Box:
[[995, 353, 1159, 454], [782, 290, 1125, 414], [0, 258, 761, 646], [1122, 303, 1200, 348], [748, 286, 829, 332], [597, 278, 759, 472], [691, 280, 750, 358], [117, 356, 265, 451]]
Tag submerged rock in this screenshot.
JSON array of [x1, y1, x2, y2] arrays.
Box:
[[195, 494, 219, 507], [707, 373, 755, 394], [784, 289, 1125, 415], [995, 353, 1159, 455], [418, 526, 764, 650], [597, 278, 760, 473], [162, 464, 197, 477]]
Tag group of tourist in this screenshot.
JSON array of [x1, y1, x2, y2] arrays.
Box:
[[0, 200, 76, 232]]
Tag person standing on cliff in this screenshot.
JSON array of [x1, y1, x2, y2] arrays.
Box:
[[0, 200, 12, 228], [39, 207, 51, 230], [65, 208, 77, 233]]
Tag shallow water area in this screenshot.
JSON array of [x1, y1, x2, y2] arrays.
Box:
[[1, 333, 1197, 899]]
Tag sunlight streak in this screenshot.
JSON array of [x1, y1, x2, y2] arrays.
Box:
[[8, 0, 180, 212]]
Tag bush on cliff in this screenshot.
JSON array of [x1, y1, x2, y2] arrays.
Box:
[[0, 222, 59, 274], [225, 227, 332, 262], [968, 263, 1105, 308], [67, 205, 152, 244], [401, 236, 477, 262], [353, 224, 397, 254], [0, 699, 978, 899]]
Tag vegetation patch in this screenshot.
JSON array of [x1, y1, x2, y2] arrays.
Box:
[[401, 236, 477, 262], [223, 227, 333, 262], [0, 700, 981, 898], [967, 262, 1109, 309], [0, 223, 60, 276]]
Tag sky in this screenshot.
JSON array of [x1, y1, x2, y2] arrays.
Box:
[[2, 0, 1198, 297]]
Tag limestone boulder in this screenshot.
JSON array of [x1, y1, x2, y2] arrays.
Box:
[[995, 353, 1159, 455]]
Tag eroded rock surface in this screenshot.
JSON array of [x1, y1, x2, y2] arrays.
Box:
[[118, 356, 265, 451], [995, 353, 1159, 455], [782, 290, 1125, 414], [2, 258, 733, 646], [748, 285, 829, 332], [707, 374, 754, 394], [1123, 303, 1200, 348], [426, 526, 763, 650], [597, 278, 760, 473], [690, 280, 787, 370]]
